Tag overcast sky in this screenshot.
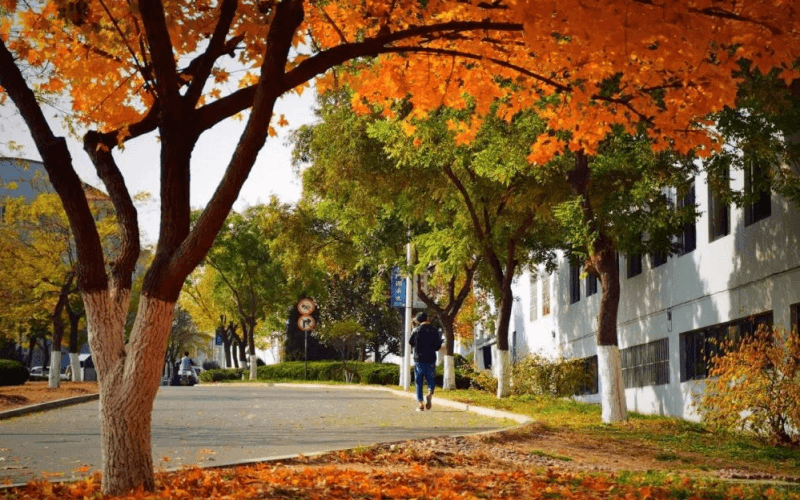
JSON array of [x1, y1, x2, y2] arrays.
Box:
[[1, 90, 318, 244]]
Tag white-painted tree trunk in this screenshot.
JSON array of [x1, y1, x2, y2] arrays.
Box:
[[84, 291, 174, 494], [442, 354, 455, 390], [69, 352, 82, 382], [249, 354, 258, 380], [597, 345, 627, 423], [495, 349, 511, 398], [48, 351, 61, 388]]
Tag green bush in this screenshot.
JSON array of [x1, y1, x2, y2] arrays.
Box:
[[0, 359, 30, 386], [511, 354, 593, 397], [456, 354, 594, 397], [198, 367, 245, 383], [257, 361, 399, 385]]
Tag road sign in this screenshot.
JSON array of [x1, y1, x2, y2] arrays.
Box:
[[297, 314, 316, 331], [215, 333, 223, 346], [391, 267, 406, 307], [297, 297, 316, 315]]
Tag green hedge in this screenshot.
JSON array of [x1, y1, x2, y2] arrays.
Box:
[[0, 359, 30, 386], [258, 361, 399, 385], [198, 361, 400, 385], [198, 367, 246, 383]]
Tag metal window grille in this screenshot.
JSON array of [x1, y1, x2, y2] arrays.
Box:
[[621, 338, 670, 388], [679, 311, 773, 382]]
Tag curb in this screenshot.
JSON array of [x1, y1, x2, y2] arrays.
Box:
[[0, 394, 99, 421]]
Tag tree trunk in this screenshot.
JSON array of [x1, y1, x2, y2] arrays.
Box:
[[441, 316, 456, 390], [247, 319, 257, 380], [567, 151, 628, 423], [222, 335, 233, 368], [69, 352, 81, 382], [49, 274, 73, 388], [85, 292, 174, 494], [589, 237, 628, 423], [67, 302, 82, 381], [495, 346, 511, 398], [494, 284, 514, 398]]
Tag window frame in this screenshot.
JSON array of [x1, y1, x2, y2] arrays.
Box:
[[679, 311, 773, 382], [708, 168, 731, 242], [677, 180, 697, 255], [569, 264, 581, 304], [744, 160, 771, 226]]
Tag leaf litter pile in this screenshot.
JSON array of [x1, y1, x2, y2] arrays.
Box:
[[3, 432, 799, 500]]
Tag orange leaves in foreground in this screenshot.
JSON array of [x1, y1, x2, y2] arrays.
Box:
[[2, 463, 792, 500]]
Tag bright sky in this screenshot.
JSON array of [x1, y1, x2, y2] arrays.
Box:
[[0, 90, 318, 244]]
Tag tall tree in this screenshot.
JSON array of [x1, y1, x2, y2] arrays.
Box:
[[292, 90, 482, 386], [0, 192, 117, 386], [2, 0, 798, 492], [552, 133, 696, 422], [372, 106, 563, 397], [203, 203, 290, 379]]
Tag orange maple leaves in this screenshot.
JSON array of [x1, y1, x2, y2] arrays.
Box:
[[3, 0, 799, 164], [2, 461, 785, 500]]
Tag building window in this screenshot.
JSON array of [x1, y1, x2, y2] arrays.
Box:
[[626, 253, 642, 278], [542, 274, 551, 316], [621, 338, 670, 388], [651, 249, 668, 268], [678, 181, 696, 254], [792, 303, 800, 334], [529, 274, 538, 321], [586, 272, 598, 297], [744, 161, 771, 226], [679, 311, 773, 382], [569, 264, 581, 304], [708, 168, 730, 242], [575, 355, 598, 395]]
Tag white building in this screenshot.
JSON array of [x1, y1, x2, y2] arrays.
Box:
[[514, 167, 800, 420]]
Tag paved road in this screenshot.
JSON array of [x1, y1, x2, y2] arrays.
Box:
[[0, 384, 514, 484]]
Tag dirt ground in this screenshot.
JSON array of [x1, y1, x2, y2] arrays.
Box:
[[1, 382, 797, 485], [0, 381, 98, 412]]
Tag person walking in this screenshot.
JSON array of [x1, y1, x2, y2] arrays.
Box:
[[409, 312, 443, 411]]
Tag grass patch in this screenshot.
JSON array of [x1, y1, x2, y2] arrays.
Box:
[[529, 449, 572, 461], [430, 389, 800, 478]]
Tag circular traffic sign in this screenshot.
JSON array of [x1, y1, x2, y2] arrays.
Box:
[[297, 297, 316, 315], [297, 314, 316, 331]]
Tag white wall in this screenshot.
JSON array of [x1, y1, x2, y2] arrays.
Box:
[[511, 169, 800, 420]]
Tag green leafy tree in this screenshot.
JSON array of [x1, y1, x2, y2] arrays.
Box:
[[188, 202, 291, 379], [552, 133, 697, 421]]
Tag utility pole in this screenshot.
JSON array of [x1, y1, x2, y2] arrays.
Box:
[[403, 241, 413, 390]]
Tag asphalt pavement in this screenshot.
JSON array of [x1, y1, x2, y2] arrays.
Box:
[[0, 384, 525, 485]]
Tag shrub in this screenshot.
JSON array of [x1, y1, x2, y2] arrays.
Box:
[[699, 325, 800, 446], [511, 354, 593, 397], [456, 354, 593, 397], [198, 368, 245, 382], [202, 360, 221, 371], [257, 361, 399, 385], [0, 359, 30, 386]]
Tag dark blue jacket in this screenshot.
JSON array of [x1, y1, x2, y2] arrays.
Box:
[[409, 323, 443, 364]]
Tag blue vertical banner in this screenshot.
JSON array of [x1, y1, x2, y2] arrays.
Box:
[[391, 267, 406, 307]]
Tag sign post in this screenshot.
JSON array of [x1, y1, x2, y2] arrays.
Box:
[[297, 298, 316, 380]]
